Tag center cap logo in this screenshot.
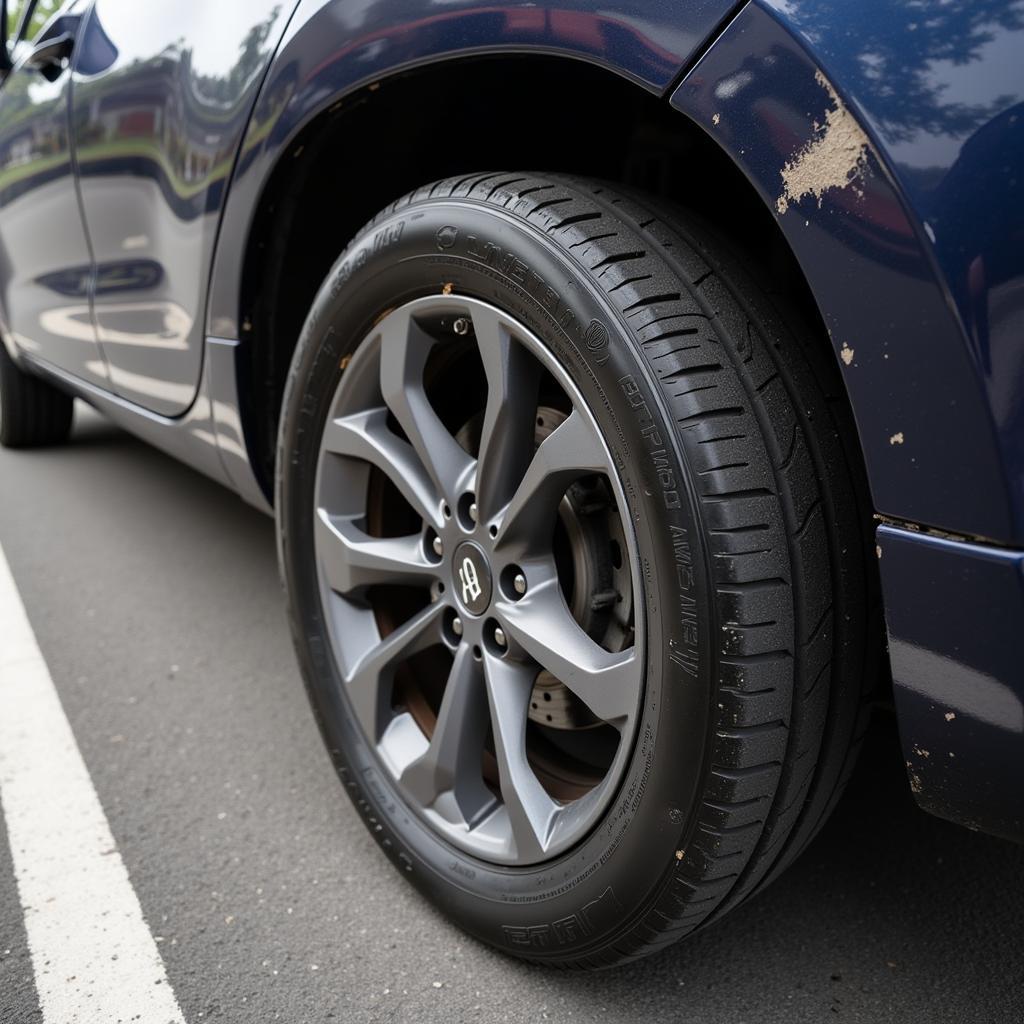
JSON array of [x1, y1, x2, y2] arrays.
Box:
[[460, 558, 482, 603], [453, 541, 492, 616]]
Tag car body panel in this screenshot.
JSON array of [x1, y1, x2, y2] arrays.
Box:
[[878, 525, 1024, 842], [0, 2, 108, 387], [671, 6, 1024, 831], [204, 0, 743, 340], [671, 1, 1019, 545], [22, 334, 271, 513], [67, 0, 292, 415], [670, 2, 1024, 837], [762, 0, 1024, 545]]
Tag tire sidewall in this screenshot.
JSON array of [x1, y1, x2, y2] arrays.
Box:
[[277, 198, 715, 959]]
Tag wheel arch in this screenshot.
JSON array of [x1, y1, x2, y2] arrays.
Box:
[[210, 50, 854, 504], [209, 0, 1018, 551]]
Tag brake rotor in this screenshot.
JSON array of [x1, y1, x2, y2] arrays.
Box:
[[528, 408, 633, 730], [370, 397, 634, 802]]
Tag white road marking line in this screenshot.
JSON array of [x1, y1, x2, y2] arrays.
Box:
[[0, 543, 185, 1023]]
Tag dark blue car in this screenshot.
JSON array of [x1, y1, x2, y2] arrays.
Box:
[[1, 0, 1021, 966]]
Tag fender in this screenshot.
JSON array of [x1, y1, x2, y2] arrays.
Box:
[[674, 1, 1024, 840], [672, 1, 1024, 545], [208, 0, 1022, 546], [205, 0, 742, 338]]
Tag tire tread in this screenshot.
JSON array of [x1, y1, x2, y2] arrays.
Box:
[[336, 171, 879, 968]]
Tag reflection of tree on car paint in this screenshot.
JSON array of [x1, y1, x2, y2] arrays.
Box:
[[776, 0, 1024, 144], [70, 4, 283, 205], [7, 0, 64, 45], [0, 1, 292, 415], [0, 4, 284, 206]]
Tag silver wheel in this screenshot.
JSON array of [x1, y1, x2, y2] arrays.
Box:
[[313, 295, 644, 865]]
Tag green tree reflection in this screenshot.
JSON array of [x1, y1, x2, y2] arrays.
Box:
[[788, 0, 1024, 142]]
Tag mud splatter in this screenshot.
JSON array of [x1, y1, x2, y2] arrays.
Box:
[[890, 432, 905, 445], [840, 343, 854, 366], [777, 71, 871, 215]]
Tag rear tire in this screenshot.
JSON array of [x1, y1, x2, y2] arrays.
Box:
[[0, 343, 73, 448], [277, 172, 877, 967]]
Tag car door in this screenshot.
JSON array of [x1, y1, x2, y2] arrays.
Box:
[[69, 0, 290, 417], [0, 0, 107, 387]]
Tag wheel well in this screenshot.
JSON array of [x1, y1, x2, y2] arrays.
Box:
[[238, 54, 828, 495]]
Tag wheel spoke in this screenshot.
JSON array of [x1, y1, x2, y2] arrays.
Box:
[[315, 510, 437, 596], [345, 601, 445, 742], [315, 296, 644, 866], [483, 654, 560, 860], [399, 645, 494, 824], [321, 408, 443, 529], [471, 306, 541, 522], [378, 310, 474, 502], [497, 578, 639, 726], [494, 410, 611, 547]]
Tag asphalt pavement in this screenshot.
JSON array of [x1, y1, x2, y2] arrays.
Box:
[[1, 403, 1022, 1023]]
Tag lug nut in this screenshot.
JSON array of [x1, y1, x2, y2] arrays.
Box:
[[432, 535, 444, 557], [452, 616, 464, 637], [468, 501, 478, 523], [493, 626, 506, 648], [453, 317, 470, 336], [513, 572, 527, 596]]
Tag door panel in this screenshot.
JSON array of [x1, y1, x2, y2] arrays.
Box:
[[69, 0, 290, 416], [0, 1, 106, 385]]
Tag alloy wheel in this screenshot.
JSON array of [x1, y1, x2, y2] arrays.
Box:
[[313, 295, 644, 865]]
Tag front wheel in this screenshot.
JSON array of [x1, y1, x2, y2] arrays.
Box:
[[277, 173, 874, 967]]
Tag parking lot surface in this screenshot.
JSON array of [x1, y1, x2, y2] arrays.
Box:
[[1, 405, 1022, 1023]]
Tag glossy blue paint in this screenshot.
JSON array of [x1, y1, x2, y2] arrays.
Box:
[[763, 0, 1024, 544], [281, 0, 726, 94], [68, 0, 292, 415], [878, 525, 1024, 842], [0, 1, 106, 386], [205, 0, 741, 338], [671, 2, 1018, 544], [670, 7, 1024, 835]]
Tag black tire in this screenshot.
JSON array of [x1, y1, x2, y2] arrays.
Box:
[[0, 342, 73, 448], [277, 172, 877, 967]]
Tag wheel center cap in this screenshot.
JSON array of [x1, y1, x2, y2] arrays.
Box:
[[452, 541, 492, 616]]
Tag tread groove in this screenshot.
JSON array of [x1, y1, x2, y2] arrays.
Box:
[[608, 273, 654, 293], [550, 210, 604, 232], [623, 292, 682, 313]]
